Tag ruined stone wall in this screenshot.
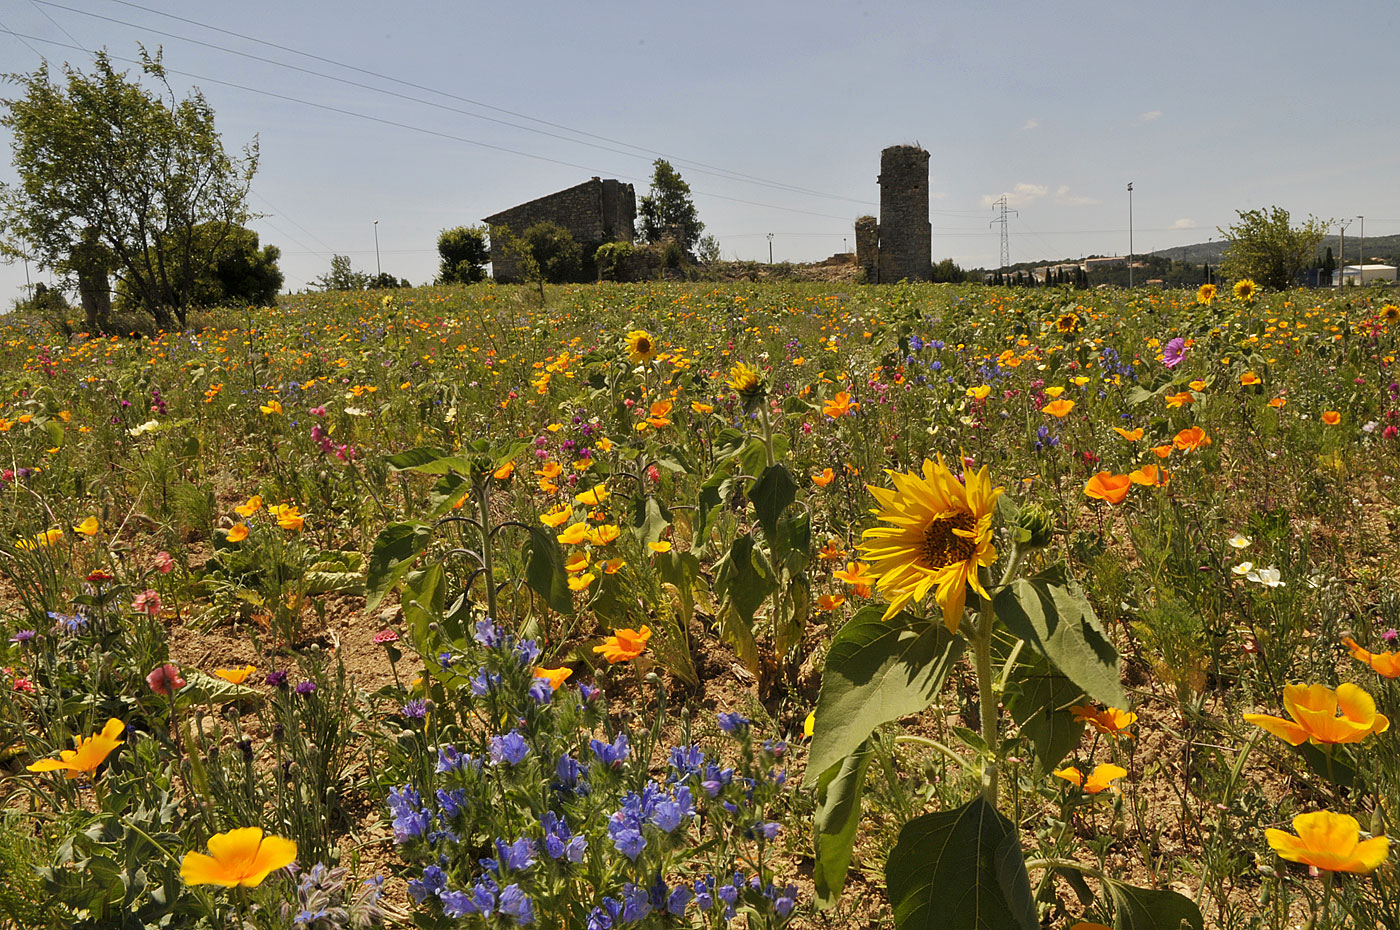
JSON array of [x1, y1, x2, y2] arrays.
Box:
[[876, 145, 931, 283], [484, 178, 636, 282], [854, 215, 879, 283]]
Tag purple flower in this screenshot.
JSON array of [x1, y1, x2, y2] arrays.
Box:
[[498, 884, 534, 926], [1162, 337, 1186, 369], [590, 732, 630, 769], [490, 730, 530, 766], [716, 712, 750, 735]]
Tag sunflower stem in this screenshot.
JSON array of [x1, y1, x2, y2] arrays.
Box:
[[974, 565, 1000, 806]]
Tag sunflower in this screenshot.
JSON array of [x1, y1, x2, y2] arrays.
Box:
[[1233, 278, 1257, 302], [625, 330, 657, 364], [1196, 283, 1217, 305], [857, 456, 1002, 631], [726, 362, 765, 397]]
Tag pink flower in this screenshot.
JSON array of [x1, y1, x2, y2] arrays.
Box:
[[372, 629, 399, 645], [146, 663, 186, 695], [132, 589, 162, 616], [155, 551, 174, 574]]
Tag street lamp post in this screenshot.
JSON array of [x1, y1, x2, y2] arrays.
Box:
[[373, 220, 382, 279], [1127, 182, 1134, 288]]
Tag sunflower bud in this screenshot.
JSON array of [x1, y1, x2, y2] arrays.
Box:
[[1015, 503, 1056, 550]]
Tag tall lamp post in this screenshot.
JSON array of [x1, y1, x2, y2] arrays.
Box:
[[373, 220, 382, 279], [1127, 182, 1134, 288]]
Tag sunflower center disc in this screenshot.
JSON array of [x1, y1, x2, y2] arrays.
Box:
[[920, 511, 977, 568]]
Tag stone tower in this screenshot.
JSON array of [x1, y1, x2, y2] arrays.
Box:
[[876, 145, 932, 283]]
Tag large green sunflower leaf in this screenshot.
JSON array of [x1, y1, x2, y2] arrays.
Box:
[[994, 566, 1125, 707], [804, 605, 963, 784], [885, 796, 1038, 930]]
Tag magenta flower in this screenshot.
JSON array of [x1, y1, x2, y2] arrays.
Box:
[[132, 589, 162, 616], [1162, 337, 1186, 369], [147, 663, 186, 696]]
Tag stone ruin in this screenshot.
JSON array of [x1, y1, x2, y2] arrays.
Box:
[[483, 177, 636, 282], [855, 145, 932, 283]]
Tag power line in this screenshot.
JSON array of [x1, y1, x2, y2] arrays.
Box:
[[37, 0, 876, 208], [0, 29, 861, 224]]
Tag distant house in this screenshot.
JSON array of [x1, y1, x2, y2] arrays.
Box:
[[483, 177, 635, 282], [1334, 264, 1397, 286]]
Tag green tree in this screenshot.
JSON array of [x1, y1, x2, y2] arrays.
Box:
[[1218, 206, 1328, 291], [0, 50, 259, 329], [313, 254, 371, 291], [117, 223, 281, 308], [637, 159, 703, 253], [437, 225, 490, 284]]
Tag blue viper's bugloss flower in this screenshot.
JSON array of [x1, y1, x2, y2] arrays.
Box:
[[716, 712, 750, 734], [387, 786, 432, 842], [590, 732, 629, 769], [490, 730, 530, 766], [498, 883, 534, 926]]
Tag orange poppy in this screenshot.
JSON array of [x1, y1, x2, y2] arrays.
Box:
[[1084, 472, 1131, 504]]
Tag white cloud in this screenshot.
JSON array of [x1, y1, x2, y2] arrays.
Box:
[[1170, 218, 1198, 229], [1054, 184, 1099, 206], [1020, 118, 1040, 131], [981, 182, 1047, 208], [1136, 109, 1163, 125]]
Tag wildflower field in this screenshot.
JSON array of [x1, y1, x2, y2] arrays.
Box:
[[2, 279, 1399, 930]]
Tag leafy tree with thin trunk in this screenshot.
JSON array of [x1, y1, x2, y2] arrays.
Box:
[[0, 49, 258, 330], [636, 159, 703, 253], [1217, 206, 1329, 291]]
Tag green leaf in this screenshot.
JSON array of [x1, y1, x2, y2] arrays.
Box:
[[1102, 877, 1204, 930], [748, 463, 798, 542], [403, 563, 445, 646], [713, 534, 776, 625], [1006, 658, 1087, 771], [813, 743, 875, 909], [174, 670, 262, 709], [805, 605, 964, 784], [993, 567, 1125, 707], [630, 494, 672, 548], [523, 524, 573, 615], [365, 521, 433, 612], [386, 446, 450, 471], [885, 796, 1038, 930]]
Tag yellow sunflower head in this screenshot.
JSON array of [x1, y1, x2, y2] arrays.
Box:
[[857, 455, 1003, 632], [625, 329, 657, 364], [1233, 279, 1257, 302], [726, 362, 766, 398]]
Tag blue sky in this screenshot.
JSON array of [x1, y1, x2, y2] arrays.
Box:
[[2, 0, 1399, 304]]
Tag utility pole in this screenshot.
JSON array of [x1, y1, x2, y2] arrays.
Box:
[[373, 220, 382, 278], [1127, 182, 1134, 288], [989, 195, 1017, 276], [1338, 218, 1354, 287], [767, 233, 774, 265]]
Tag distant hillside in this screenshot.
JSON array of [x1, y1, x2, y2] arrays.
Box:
[[1154, 233, 1400, 267]]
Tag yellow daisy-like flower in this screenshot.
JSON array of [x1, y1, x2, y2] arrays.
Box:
[[857, 455, 1003, 631], [726, 362, 765, 397], [625, 330, 657, 364], [1233, 278, 1257, 302]]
